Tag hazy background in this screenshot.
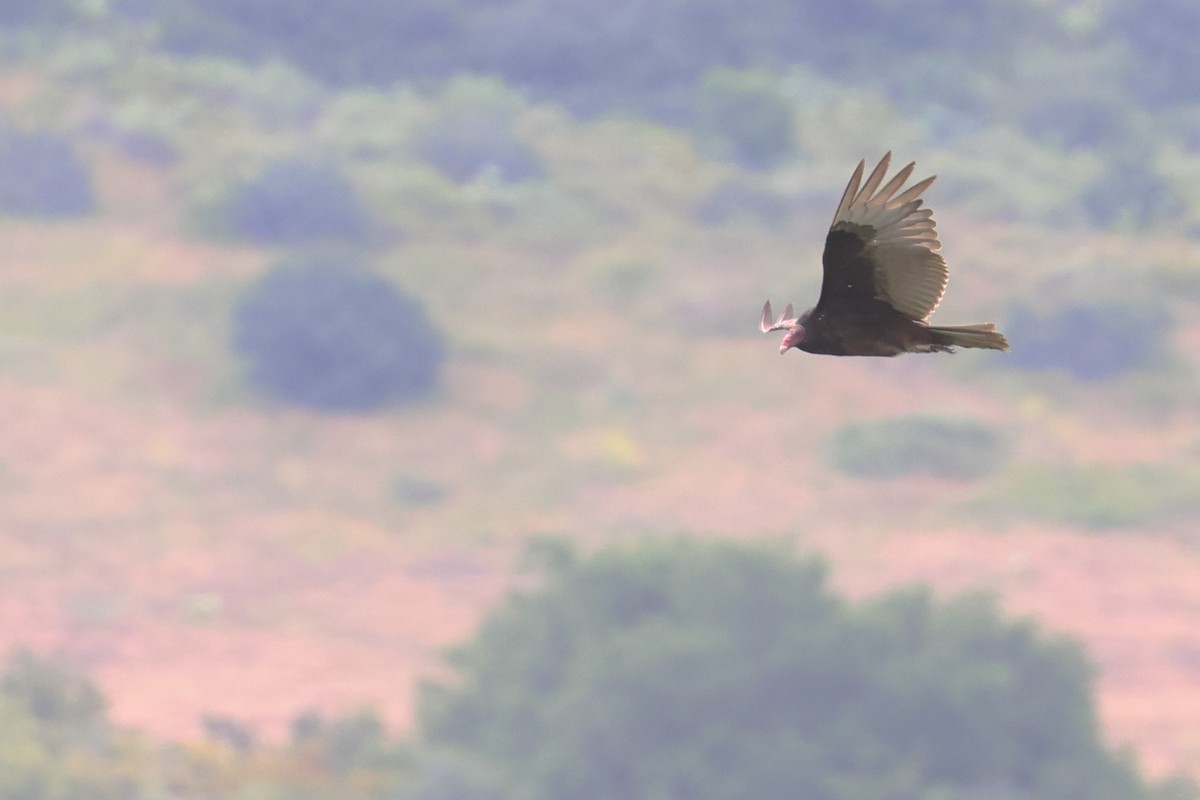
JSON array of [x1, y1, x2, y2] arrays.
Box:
[[0, 0, 1199, 797]]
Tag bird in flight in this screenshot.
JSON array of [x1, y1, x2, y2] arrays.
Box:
[[761, 153, 1008, 356]]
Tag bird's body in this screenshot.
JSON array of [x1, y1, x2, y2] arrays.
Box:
[[762, 153, 1008, 357]]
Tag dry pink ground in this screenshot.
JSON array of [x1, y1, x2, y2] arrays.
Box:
[[1, 344, 1196, 783], [0, 146, 1197, 782], [1, 522, 1197, 778]]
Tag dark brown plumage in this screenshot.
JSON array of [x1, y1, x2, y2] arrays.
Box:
[[761, 153, 1008, 357]]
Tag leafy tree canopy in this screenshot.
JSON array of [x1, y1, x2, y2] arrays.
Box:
[[232, 256, 445, 412], [419, 538, 1184, 800], [215, 159, 373, 244], [0, 129, 95, 218]]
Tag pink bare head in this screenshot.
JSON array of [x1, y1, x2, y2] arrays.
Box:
[[779, 324, 806, 353], [760, 300, 804, 354]]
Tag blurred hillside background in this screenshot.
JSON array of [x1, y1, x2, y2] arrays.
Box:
[[1, 0, 1200, 796]]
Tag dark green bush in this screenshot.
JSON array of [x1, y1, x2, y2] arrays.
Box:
[[0, 0, 76, 27], [232, 257, 445, 411], [202, 714, 256, 752], [1005, 302, 1168, 380], [113, 129, 178, 166], [127, 0, 1077, 124], [217, 159, 372, 244], [419, 538, 1175, 800], [830, 415, 1007, 480], [0, 650, 132, 799], [145, 0, 459, 84], [392, 475, 447, 507], [693, 180, 792, 226], [0, 129, 95, 218], [1, 649, 107, 733], [416, 112, 544, 184], [986, 463, 1200, 530], [692, 69, 797, 169], [1109, 0, 1200, 106], [1082, 161, 1184, 229]]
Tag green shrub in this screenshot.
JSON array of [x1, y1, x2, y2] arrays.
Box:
[[692, 69, 796, 169], [1, 649, 107, 732], [1005, 302, 1168, 380], [985, 463, 1200, 530], [829, 416, 1007, 479], [216, 159, 372, 244], [0, 0, 76, 27], [591, 259, 659, 310], [410, 77, 545, 184], [232, 256, 445, 411], [1079, 156, 1184, 228], [286, 707, 410, 776], [692, 180, 792, 226], [0, 129, 95, 217], [416, 110, 544, 185], [0, 651, 129, 800], [417, 122, 544, 184], [391, 475, 447, 507], [201, 714, 256, 752], [419, 538, 1176, 800]]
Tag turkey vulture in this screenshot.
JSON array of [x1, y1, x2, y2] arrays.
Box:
[[761, 153, 1008, 356]]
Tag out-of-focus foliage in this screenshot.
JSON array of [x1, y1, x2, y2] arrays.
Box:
[[70, 0, 1193, 230], [119, 0, 1052, 119], [829, 416, 1008, 480], [0, 129, 95, 218], [127, 0, 461, 86], [0, 650, 128, 800], [693, 69, 796, 169], [984, 463, 1200, 531], [1, 649, 107, 735], [10, 0, 1197, 231], [418, 538, 1172, 800], [201, 714, 256, 753], [1, 590, 1196, 800], [207, 159, 373, 244], [0, 652, 431, 800], [0, 0, 75, 27], [101, 0, 1197, 114], [692, 179, 792, 227], [0, 0, 1198, 794], [1005, 302, 1169, 381], [415, 79, 545, 184], [1079, 153, 1185, 229], [391, 475, 448, 508], [232, 256, 445, 412], [295, 708, 405, 776], [1108, 0, 1200, 107]]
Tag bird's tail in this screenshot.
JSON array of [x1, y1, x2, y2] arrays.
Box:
[[928, 323, 1009, 351]]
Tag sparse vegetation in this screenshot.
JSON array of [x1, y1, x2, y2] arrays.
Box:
[[417, 120, 544, 184], [2, 0, 1200, 790], [693, 179, 792, 226], [415, 79, 545, 184], [419, 539, 1176, 800], [829, 416, 1008, 480], [210, 159, 373, 244], [1005, 302, 1169, 380], [984, 463, 1200, 530], [693, 69, 797, 169], [392, 475, 447, 507], [0, 129, 94, 217]]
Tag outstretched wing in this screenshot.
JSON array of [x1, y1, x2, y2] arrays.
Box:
[[817, 152, 948, 321]]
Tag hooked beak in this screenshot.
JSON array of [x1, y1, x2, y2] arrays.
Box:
[[778, 323, 805, 354], [762, 300, 803, 355]]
